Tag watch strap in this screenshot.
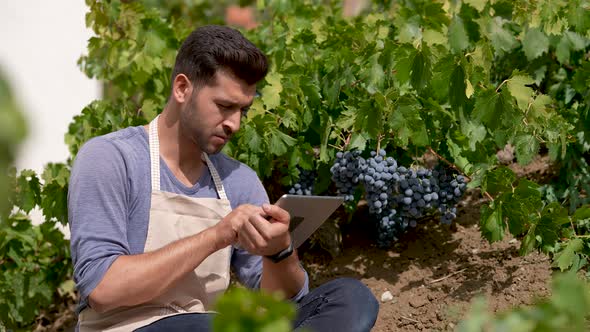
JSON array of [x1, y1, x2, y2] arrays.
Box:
[[264, 238, 294, 263]]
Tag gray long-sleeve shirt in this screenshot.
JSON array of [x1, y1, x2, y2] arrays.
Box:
[[68, 125, 309, 313]]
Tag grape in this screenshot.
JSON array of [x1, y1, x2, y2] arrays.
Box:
[[330, 150, 364, 202], [288, 167, 316, 196]]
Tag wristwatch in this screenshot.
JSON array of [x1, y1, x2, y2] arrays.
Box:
[[264, 238, 294, 263]]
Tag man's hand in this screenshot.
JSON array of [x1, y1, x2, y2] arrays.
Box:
[[215, 203, 291, 256], [238, 203, 291, 256]]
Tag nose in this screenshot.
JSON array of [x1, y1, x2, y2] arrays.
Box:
[[222, 110, 241, 136]]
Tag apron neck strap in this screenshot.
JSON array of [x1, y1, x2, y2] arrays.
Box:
[[149, 116, 161, 192], [201, 153, 228, 200], [148, 115, 228, 200]]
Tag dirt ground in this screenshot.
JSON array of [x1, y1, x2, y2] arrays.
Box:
[[301, 156, 555, 332]]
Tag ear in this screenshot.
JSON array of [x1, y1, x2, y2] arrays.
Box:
[[171, 74, 193, 104]]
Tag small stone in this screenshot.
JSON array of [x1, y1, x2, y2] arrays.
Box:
[[381, 291, 394, 302], [509, 238, 517, 244], [448, 322, 455, 329], [471, 248, 479, 254], [427, 293, 436, 301]]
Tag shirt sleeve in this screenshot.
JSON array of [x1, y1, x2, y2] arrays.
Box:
[[68, 138, 131, 303], [229, 165, 310, 301]]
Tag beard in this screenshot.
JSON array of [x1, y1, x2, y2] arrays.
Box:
[[179, 95, 225, 155]]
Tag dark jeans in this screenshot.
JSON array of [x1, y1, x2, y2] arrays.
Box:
[[135, 278, 379, 332]]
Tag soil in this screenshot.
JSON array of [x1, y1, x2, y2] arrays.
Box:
[[300, 156, 555, 332]]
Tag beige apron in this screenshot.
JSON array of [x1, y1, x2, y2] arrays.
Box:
[[78, 115, 233, 331]]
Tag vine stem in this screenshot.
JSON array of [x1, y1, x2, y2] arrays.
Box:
[[344, 132, 352, 149], [377, 134, 383, 152], [427, 146, 495, 202], [496, 79, 509, 93]]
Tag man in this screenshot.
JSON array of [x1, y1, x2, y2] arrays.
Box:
[[69, 25, 378, 332]]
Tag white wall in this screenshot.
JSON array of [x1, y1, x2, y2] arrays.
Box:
[[1, 2, 100, 235], [0, 1, 100, 174]]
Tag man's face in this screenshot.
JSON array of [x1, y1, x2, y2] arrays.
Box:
[[179, 70, 257, 154]]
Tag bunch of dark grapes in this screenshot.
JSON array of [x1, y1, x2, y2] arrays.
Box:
[[328, 148, 468, 247], [431, 166, 467, 224], [391, 167, 436, 228], [330, 150, 364, 201], [288, 168, 316, 196]]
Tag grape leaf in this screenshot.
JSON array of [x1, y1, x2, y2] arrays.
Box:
[[449, 16, 469, 53], [522, 28, 549, 61], [389, 101, 429, 147], [507, 73, 534, 111], [480, 202, 505, 242], [553, 238, 584, 272], [488, 17, 519, 54], [261, 72, 283, 110], [482, 166, 515, 195], [410, 48, 432, 91], [464, 0, 487, 12], [449, 65, 467, 110], [514, 134, 539, 165], [473, 88, 499, 126], [267, 127, 295, 156], [573, 205, 590, 222]]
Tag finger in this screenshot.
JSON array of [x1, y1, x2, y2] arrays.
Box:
[[237, 227, 256, 253], [262, 203, 290, 224], [243, 216, 268, 248], [249, 214, 273, 241]]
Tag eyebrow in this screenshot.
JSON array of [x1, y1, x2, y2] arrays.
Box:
[[214, 98, 253, 109]]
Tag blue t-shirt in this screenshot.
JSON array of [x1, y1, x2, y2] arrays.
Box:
[[68, 126, 308, 312]]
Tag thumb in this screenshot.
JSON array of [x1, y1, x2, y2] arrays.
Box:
[[262, 203, 290, 224]]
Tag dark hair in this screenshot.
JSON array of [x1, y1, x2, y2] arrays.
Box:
[[171, 25, 268, 88]]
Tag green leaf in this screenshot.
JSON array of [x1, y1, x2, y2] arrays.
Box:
[[261, 72, 283, 110], [393, 46, 416, 86], [522, 28, 549, 61], [389, 100, 429, 147], [461, 119, 486, 151], [449, 16, 469, 53], [488, 17, 519, 54], [514, 134, 539, 165], [536, 202, 568, 250], [449, 65, 467, 110], [520, 224, 537, 255], [16, 170, 41, 213], [410, 48, 432, 91], [348, 132, 368, 151], [553, 239, 584, 272], [573, 205, 590, 222], [473, 88, 499, 127], [482, 167, 515, 195], [243, 124, 263, 153], [354, 100, 383, 139], [464, 0, 487, 12], [507, 73, 534, 111], [480, 202, 504, 242], [267, 127, 295, 156], [141, 99, 158, 121], [365, 53, 384, 94]]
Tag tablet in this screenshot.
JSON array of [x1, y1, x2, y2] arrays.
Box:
[[274, 194, 344, 248]]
